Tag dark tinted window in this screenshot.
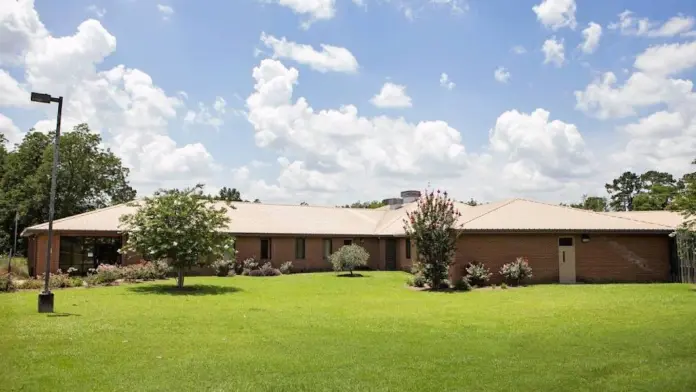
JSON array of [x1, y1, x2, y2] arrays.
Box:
[[558, 237, 573, 246], [405, 239, 411, 259], [344, 239, 353, 246], [295, 238, 306, 259], [260, 238, 271, 259]]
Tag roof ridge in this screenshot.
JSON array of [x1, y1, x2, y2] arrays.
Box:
[[516, 198, 674, 229], [458, 198, 519, 226], [223, 200, 388, 211]]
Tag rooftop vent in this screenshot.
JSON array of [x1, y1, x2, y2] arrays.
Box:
[[382, 198, 404, 210], [400, 190, 421, 203]]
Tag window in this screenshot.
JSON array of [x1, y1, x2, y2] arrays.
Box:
[[323, 239, 332, 259], [295, 238, 306, 259], [558, 237, 573, 246], [405, 238, 411, 259], [260, 238, 272, 259], [343, 239, 353, 246]]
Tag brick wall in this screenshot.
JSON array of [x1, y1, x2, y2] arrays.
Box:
[[453, 233, 671, 284]]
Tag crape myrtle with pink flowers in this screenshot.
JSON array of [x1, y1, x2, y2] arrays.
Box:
[[403, 189, 462, 290]]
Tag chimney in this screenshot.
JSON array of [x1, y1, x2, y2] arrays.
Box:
[[382, 198, 404, 210], [400, 190, 421, 203]]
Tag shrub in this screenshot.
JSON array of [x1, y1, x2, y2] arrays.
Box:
[[407, 273, 427, 288], [0, 274, 14, 292], [491, 284, 497, 290], [212, 259, 235, 277], [501, 282, 508, 290], [247, 269, 264, 277], [328, 244, 369, 276], [279, 261, 293, 275], [403, 189, 462, 290], [500, 257, 533, 286], [49, 271, 74, 288], [70, 277, 85, 287], [86, 264, 122, 285], [465, 262, 492, 287], [453, 276, 472, 291], [241, 257, 259, 275], [260, 262, 282, 276], [17, 278, 43, 290]]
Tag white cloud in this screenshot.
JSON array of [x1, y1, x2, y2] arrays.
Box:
[[579, 22, 602, 54], [542, 37, 564, 67], [264, 0, 336, 29], [157, 4, 174, 20], [0, 113, 24, 147], [532, 0, 577, 30], [634, 40, 696, 77], [511, 45, 527, 55], [494, 67, 510, 83], [0, 69, 29, 106], [609, 10, 695, 37], [439, 73, 455, 90], [575, 40, 696, 176], [259, 33, 359, 73], [213, 96, 226, 114], [370, 82, 413, 108], [0, 0, 219, 191], [87, 5, 106, 19], [246, 59, 468, 190], [351, 0, 365, 7], [489, 108, 595, 190]]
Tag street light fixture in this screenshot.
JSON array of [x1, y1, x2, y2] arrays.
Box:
[[30, 91, 63, 313]]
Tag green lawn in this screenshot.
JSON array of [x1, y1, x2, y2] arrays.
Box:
[[1, 273, 695, 392]]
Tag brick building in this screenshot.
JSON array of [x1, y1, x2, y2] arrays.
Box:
[[21, 191, 684, 283]]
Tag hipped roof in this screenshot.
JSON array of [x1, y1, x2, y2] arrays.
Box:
[[22, 198, 679, 237]]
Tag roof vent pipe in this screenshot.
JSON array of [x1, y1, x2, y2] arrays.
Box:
[[382, 198, 404, 210], [400, 190, 422, 204]]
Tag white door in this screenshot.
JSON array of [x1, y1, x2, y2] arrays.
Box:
[[558, 237, 576, 284]]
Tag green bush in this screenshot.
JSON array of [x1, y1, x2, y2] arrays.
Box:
[[465, 262, 492, 287], [211, 259, 235, 277], [17, 278, 43, 290], [279, 261, 293, 275], [453, 276, 472, 291], [241, 257, 259, 275], [329, 245, 369, 276], [500, 257, 533, 286], [86, 264, 122, 285], [0, 273, 14, 292], [407, 273, 427, 288], [501, 282, 508, 290]]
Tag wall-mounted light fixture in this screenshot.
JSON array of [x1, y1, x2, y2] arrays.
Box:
[[581, 234, 591, 243]]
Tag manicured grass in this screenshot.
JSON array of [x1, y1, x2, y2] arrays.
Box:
[[1, 273, 695, 392]]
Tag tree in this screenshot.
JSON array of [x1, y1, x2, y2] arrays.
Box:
[[464, 198, 478, 206], [605, 172, 642, 211], [633, 171, 679, 211], [300, 201, 309, 206], [341, 200, 387, 209], [673, 159, 696, 230], [328, 244, 369, 276], [119, 184, 235, 288], [0, 125, 135, 253], [566, 194, 607, 212], [403, 189, 461, 290], [216, 187, 241, 202]]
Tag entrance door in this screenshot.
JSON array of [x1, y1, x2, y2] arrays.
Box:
[[385, 239, 397, 271], [558, 237, 576, 283]]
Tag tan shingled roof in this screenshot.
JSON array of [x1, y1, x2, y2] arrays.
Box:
[[22, 198, 675, 236]]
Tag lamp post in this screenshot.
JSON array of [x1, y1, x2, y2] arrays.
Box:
[[30, 92, 63, 313]]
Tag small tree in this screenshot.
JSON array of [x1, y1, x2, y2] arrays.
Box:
[[329, 244, 369, 276], [403, 189, 462, 290], [119, 184, 235, 288]]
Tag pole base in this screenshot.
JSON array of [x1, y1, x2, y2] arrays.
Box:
[[38, 292, 54, 313]]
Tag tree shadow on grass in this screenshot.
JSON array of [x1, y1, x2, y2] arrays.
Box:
[[127, 284, 243, 296], [47, 313, 81, 317], [336, 273, 368, 278]]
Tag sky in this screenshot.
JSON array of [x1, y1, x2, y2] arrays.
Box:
[[2, 0, 696, 206]]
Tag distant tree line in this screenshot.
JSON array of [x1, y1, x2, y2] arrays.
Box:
[[563, 164, 696, 213]]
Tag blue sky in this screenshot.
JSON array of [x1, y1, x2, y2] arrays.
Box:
[[2, 0, 696, 204]]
